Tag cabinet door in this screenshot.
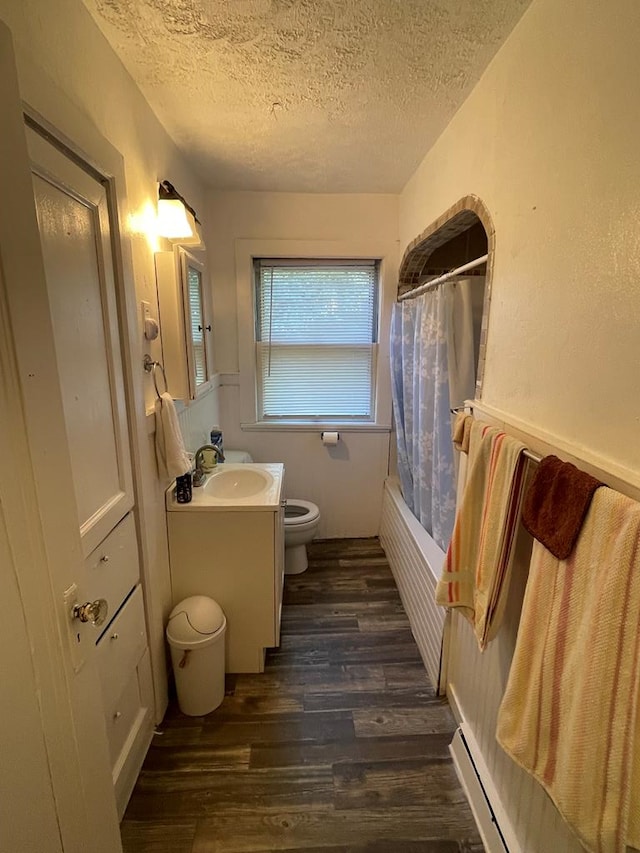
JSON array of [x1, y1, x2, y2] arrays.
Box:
[[274, 503, 285, 644]]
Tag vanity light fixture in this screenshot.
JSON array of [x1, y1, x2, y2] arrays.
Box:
[[157, 180, 204, 248]]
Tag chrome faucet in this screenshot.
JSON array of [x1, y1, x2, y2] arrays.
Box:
[[192, 444, 221, 487]]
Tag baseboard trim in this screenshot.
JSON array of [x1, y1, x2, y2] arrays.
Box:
[[450, 727, 511, 853]]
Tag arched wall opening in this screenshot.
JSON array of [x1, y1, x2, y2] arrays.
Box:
[[398, 194, 494, 397]]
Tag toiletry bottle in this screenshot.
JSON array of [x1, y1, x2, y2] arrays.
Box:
[[210, 426, 224, 462], [176, 471, 192, 503]]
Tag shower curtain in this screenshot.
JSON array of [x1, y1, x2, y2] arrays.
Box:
[[390, 280, 476, 550]]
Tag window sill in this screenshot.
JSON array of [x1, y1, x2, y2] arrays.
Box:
[[240, 421, 391, 433]]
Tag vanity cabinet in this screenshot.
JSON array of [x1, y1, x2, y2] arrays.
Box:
[[155, 246, 212, 401], [167, 504, 285, 672]]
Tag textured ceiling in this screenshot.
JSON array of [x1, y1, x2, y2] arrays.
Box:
[[81, 0, 531, 192]]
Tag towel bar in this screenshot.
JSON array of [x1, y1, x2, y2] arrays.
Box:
[[143, 354, 168, 399], [450, 405, 542, 465]]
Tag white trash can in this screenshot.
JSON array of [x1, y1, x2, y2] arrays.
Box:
[[166, 595, 227, 716]]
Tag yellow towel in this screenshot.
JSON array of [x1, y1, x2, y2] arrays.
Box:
[[452, 410, 472, 453], [435, 417, 526, 650], [496, 487, 640, 853]]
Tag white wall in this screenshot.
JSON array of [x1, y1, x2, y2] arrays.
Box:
[[400, 0, 640, 484], [0, 0, 218, 716], [206, 191, 399, 537], [0, 510, 61, 853]]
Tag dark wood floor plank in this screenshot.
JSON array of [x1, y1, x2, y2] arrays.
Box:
[[198, 710, 355, 747], [299, 556, 392, 571], [126, 767, 335, 820], [332, 758, 471, 810], [242, 844, 470, 853], [205, 693, 305, 716], [147, 725, 203, 748], [382, 661, 435, 689], [191, 806, 480, 852], [283, 600, 408, 619], [121, 537, 483, 853], [353, 705, 457, 738], [283, 587, 403, 606], [279, 615, 360, 635], [249, 733, 454, 770], [119, 820, 196, 853], [278, 629, 417, 651], [232, 665, 387, 697], [357, 613, 411, 632], [140, 744, 251, 773], [327, 643, 423, 666], [307, 537, 385, 560], [303, 687, 439, 713]]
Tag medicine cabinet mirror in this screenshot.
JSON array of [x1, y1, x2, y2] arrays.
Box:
[[155, 246, 213, 400]]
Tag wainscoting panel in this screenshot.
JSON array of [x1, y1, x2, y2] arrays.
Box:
[[379, 477, 446, 692], [447, 523, 582, 853], [175, 384, 221, 452]]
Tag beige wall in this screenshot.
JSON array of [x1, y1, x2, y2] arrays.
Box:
[[399, 2, 640, 850], [0, 0, 217, 716], [400, 0, 640, 483], [206, 191, 399, 537]]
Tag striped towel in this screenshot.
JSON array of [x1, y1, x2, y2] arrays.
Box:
[[435, 417, 526, 650], [496, 487, 640, 853]]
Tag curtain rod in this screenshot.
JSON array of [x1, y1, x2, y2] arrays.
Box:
[[398, 253, 489, 302]]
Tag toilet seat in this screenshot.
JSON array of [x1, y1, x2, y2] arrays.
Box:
[[284, 499, 320, 526]]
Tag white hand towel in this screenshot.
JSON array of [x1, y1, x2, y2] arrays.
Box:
[[154, 392, 191, 481]]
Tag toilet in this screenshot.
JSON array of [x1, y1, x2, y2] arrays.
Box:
[[225, 450, 321, 575], [282, 499, 321, 575]]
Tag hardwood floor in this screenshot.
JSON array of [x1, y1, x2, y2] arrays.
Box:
[[121, 538, 483, 853]]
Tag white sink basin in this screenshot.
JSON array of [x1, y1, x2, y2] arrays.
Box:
[[204, 467, 272, 499], [166, 463, 284, 512]]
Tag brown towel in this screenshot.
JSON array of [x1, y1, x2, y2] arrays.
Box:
[[521, 454, 603, 559]]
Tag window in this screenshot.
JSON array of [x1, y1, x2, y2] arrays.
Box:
[[254, 259, 379, 420]]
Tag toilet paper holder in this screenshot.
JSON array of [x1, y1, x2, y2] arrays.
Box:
[[321, 431, 340, 445]]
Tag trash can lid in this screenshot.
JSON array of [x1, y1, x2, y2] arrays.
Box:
[[166, 596, 226, 647]]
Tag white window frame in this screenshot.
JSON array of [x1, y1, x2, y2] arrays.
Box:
[[236, 239, 396, 431], [254, 258, 379, 422]]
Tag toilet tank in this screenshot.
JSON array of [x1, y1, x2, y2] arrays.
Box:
[[224, 450, 253, 464]]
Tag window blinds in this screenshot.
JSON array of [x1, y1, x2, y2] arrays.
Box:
[[254, 260, 378, 419], [187, 265, 207, 386]]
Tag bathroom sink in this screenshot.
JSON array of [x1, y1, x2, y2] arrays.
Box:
[[166, 463, 284, 512], [204, 467, 272, 499]]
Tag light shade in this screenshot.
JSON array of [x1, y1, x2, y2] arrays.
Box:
[[178, 218, 206, 249], [157, 197, 196, 240]]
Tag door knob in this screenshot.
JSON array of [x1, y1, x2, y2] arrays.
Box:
[[72, 598, 108, 627]]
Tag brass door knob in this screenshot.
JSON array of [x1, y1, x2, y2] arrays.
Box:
[[72, 599, 108, 627]]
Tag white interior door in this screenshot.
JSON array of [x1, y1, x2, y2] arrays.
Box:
[[26, 128, 134, 558], [0, 20, 123, 853]]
